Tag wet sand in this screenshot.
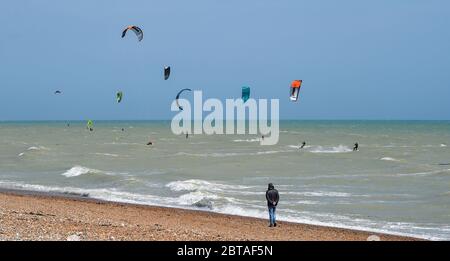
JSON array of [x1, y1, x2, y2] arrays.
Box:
[[0, 190, 421, 241]]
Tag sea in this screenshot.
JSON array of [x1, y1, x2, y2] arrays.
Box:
[[0, 120, 449, 240]]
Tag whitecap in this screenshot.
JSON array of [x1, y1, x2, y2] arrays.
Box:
[[0, 180, 445, 240], [380, 157, 400, 162], [310, 145, 352, 153], [297, 200, 320, 205], [92, 153, 120, 157], [256, 150, 282, 155], [62, 166, 107, 177], [395, 169, 450, 177], [18, 146, 49, 156], [166, 179, 252, 192], [26, 146, 49, 151], [286, 191, 352, 197]]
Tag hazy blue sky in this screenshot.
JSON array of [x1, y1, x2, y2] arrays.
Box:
[[1, 0, 449, 120]]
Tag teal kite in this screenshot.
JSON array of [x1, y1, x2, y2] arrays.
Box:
[[242, 86, 250, 103]]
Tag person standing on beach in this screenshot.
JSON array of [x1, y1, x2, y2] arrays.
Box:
[[266, 183, 279, 227]]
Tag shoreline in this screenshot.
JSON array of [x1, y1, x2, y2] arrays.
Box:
[[0, 189, 422, 241]]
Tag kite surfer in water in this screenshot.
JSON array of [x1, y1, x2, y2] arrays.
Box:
[[300, 141, 306, 149], [86, 120, 94, 132], [353, 142, 359, 151]]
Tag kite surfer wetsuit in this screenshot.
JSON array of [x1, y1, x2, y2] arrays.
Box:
[[300, 142, 306, 149], [266, 183, 279, 227], [353, 143, 359, 151]]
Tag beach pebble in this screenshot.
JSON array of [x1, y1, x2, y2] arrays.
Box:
[[67, 234, 81, 241]]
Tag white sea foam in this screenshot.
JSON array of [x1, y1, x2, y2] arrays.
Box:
[[256, 150, 282, 155], [297, 200, 320, 205], [441, 144, 447, 147], [310, 145, 352, 154], [395, 169, 450, 177], [92, 153, 120, 157], [62, 166, 107, 177], [176, 191, 221, 209], [18, 146, 49, 156], [27, 146, 44, 151], [0, 180, 444, 240], [211, 204, 443, 240], [166, 179, 252, 192], [214, 205, 267, 219], [286, 191, 352, 197], [380, 157, 400, 162]]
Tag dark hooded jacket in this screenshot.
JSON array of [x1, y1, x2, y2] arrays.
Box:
[[266, 183, 279, 207]]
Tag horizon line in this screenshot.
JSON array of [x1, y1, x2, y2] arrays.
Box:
[[1, 119, 449, 122]]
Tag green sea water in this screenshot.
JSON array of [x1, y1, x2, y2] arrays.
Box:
[[0, 120, 449, 239]]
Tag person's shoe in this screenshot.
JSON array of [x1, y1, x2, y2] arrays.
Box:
[[274, 223, 277, 227], [269, 224, 273, 227]]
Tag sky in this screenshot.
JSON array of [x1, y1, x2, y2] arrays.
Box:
[[0, 0, 449, 120]]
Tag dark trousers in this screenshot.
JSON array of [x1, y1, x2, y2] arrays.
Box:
[[268, 206, 276, 225]]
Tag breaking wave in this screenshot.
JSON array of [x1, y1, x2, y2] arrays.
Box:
[[286, 191, 352, 197], [18, 146, 50, 157], [166, 179, 252, 192], [27, 146, 49, 151], [62, 166, 111, 178], [0, 180, 445, 240], [380, 157, 400, 162]]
